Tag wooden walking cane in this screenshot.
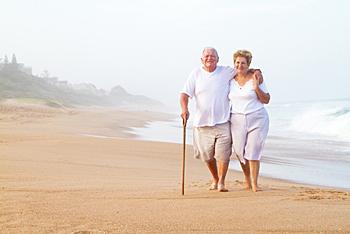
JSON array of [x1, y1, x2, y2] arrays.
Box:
[[181, 117, 187, 196]]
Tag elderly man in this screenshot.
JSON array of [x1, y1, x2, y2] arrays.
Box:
[[180, 47, 234, 192]]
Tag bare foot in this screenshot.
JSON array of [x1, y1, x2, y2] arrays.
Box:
[[218, 184, 228, 192], [235, 180, 251, 191], [245, 181, 252, 191], [209, 182, 218, 190], [252, 185, 262, 192]]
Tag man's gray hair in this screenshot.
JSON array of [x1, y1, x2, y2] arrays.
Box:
[[202, 47, 219, 58]]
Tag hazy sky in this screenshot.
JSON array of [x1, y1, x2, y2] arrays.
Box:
[[1, 0, 349, 110]]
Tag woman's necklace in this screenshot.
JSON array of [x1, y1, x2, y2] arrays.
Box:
[[235, 73, 249, 87]]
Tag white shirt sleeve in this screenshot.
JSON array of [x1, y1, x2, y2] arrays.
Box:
[[180, 70, 196, 98], [225, 66, 236, 80]]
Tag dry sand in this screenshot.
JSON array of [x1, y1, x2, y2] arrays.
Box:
[[1, 102, 349, 233]]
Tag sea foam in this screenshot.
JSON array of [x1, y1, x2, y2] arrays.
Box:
[[290, 105, 350, 141]]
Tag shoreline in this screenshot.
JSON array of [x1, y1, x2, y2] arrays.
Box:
[[1, 103, 350, 233], [128, 119, 350, 190], [84, 133, 350, 192]]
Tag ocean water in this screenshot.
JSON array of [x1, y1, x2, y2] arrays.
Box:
[[129, 99, 350, 189]]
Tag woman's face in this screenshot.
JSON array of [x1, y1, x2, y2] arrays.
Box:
[[234, 56, 249, 74]]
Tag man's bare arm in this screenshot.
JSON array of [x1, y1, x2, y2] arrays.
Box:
[[180, 93, 190, 123], [248, 69, 264, 84]]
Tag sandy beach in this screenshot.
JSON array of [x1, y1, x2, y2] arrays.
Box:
[[1, 102, 350, 233]]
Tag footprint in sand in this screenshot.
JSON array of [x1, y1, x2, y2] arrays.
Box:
[[297, 189, 350, 201], [73, 231, 104, 234]]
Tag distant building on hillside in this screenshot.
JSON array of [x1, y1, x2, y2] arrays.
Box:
[[0, 54, 32, 75]]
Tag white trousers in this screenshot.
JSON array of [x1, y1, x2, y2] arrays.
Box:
[[230, 108, 269, 164]]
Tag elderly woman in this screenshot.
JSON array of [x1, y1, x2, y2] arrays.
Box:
[[229, 50, 270, 192]]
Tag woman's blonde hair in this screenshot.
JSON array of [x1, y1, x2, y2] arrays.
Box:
[[233, 50, 252, 66]]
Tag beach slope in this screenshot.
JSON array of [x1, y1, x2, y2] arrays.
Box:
[[1, 102, 349, 233]]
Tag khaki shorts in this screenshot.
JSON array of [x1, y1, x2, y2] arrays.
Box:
[[193, 122, 232, 163]]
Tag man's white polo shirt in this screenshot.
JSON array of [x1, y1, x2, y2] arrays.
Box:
[[181, 66, 235, 127]]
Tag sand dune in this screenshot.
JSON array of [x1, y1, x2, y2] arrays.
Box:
[[1, 103, 349, 233]]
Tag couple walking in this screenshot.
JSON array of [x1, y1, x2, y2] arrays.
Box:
[[180, 47, 270, 192]]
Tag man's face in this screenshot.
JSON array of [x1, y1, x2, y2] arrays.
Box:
[[201, 49, 218, 71]]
